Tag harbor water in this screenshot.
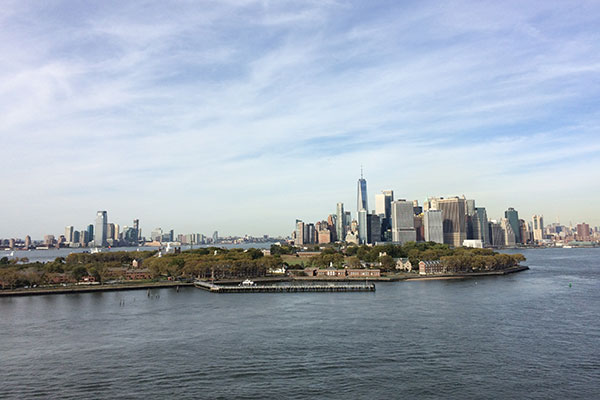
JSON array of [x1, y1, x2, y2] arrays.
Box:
[[1, 248, 598, 399]]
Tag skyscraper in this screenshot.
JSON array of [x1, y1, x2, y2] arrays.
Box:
[[358, 209, 368, 244], [295, 220, 305, 246], [375, 190, 393, 219], [94, 211, 107, 247], [336, 203, 345, 242], [367, 214, 381, 244], [423, 210, 443, 244], [87, 224, 94, 244], [532, 215, 544, 242], [474, 207, 490, 246], [504, 207, 521, 244], [576, 223, 591, 241], [357, 169, 368, 214], [65, 226, 74, 243], [133, 219, 140, 241], [391, 200, 416, 244], [501, 218, 516, 246], [438, 197, 467, 247]]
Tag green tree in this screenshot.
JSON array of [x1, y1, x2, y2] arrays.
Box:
[[379, 255, 395, 271], [71, 266, 88, 281]]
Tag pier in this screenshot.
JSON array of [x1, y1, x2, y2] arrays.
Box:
[[194, 281, 375, 293]]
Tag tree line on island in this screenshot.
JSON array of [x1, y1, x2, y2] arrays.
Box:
[[0, 243, 525, 289]]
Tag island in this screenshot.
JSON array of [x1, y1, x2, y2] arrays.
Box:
[[0, 242, 527, 296]]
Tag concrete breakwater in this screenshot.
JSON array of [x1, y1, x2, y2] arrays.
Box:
[[194, 280, 376, 293]]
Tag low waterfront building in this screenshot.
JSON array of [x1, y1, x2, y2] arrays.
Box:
[[304, 268, 381, 278], [418, 260, 444, 275], [462, 240, 484, 248], [395, 258, 412, 271]]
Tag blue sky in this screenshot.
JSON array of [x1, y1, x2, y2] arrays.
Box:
[[1, 0, 599, 238]]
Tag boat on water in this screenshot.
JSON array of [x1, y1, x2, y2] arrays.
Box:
[[240, 279, 255, 286]]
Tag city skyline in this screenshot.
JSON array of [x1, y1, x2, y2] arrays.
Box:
[[2, 1, 600, 237]]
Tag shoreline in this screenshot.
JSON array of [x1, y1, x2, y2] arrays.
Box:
[[0, 281, 193, 297], [0, 266, 529, 297]]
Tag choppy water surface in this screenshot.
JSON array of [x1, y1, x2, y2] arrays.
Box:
[[1, 248, 598, 399]]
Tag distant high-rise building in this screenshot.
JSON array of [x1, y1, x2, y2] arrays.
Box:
[[44, 235, 55, 246], [73, 231, 80, 244], [473, 207, 490, 246], [357, 169, 368, 215], [423, 210, 443, 244], [501, 218, 516, 247], [532, 215, 544, 242], [318, 229, 331, 244], [327, 214, 337, 242], [87, 224, 94, 243], [95, 211, 108, 247], [358, 209, 368, 244], [295, 221, 305, 246], [367, 214, 381, 244], [391, 200, 416, 244], [423, 197, 440, 211], [375, 190, 393, 219], [413, 199, 423, 216], [133, 219, 140, 241], [336, 203, 345, 242], [107, 223, 115, 242], [24, 235, 31, 249], [414, 215, 424, 242], [465, 199, 476, 217], [80, 230, 89, 246], [504, 208, 521, 244], [576, 223, 591, 241], [114, 224, 120, 241], [65, 226, 74, 243], [519, 219, 530, 244], [151, 228, 163, 242], [438, 197, 467, 247], [489, 221, 504, 247]]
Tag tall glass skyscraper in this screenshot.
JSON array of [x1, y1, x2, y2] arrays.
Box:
[[357, 170, 368, 213], [336, 202, 345, 242], [95, 211, 108, 247], [504, 207, 521, 244]]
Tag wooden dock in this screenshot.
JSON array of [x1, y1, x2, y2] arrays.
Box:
[[194, 281, 375, 293]]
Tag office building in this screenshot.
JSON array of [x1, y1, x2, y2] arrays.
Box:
[[87, 224, 94, 243], [391, 200, 416, 244], [336, 203, 345, 242], [95, 211, 108, 247], [357, 170, 368, 215], [358, 209, 368, 244], [532, 215, 544, 242], [133, 219, 140, 241], [577, 223, 591, 241], [295, 221, 305, 246], [65, 226, 74, 243], [367, 214, 381, 244], [107, 223, 115, 242], [472, 207, 490, 246], [151, 228, 163, 242], [489, 221, 505, 247], [501, 218, 516, 247], [438, 197, 467, 247], [504, 208, 521, 244], [423, 210, 443, 244]]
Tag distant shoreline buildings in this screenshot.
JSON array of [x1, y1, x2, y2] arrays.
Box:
[[292, 171, 600, 248], [1, 212, 281, 250]]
